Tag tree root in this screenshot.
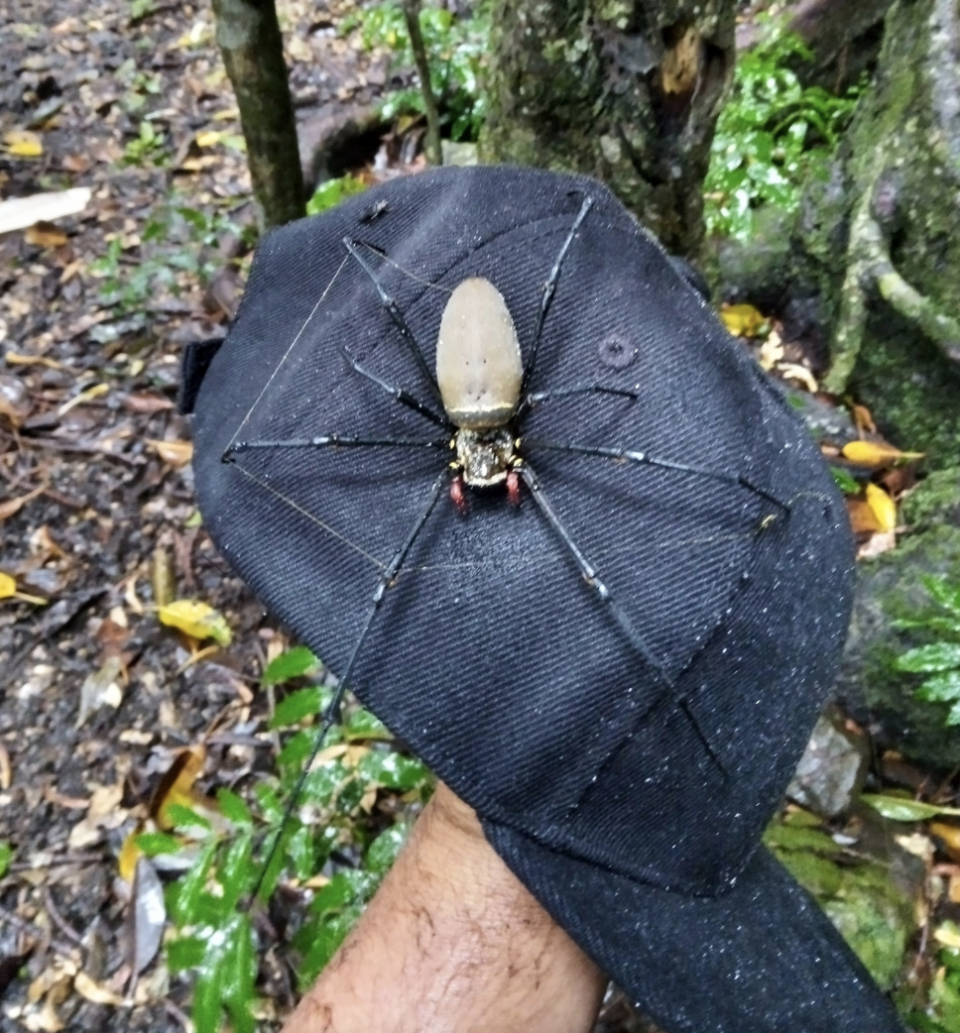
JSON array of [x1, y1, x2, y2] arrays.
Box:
[[825, 181, 960, 392]]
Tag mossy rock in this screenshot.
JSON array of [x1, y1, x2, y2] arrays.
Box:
[[837, 471, 960, 767]]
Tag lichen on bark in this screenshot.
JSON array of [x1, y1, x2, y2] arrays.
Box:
[[479, 0, 737, 260]]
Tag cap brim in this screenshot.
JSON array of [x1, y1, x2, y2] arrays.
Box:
[[484, 820, 905, 1033]]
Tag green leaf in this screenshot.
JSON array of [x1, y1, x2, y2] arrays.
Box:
[[862, 794, 960, 821], [192, 960, 224, 1033], [169, 838, 217, 926], [916, 671, 960, 703], [895, 642, 960, 673], [365, 823, 409, 875], [345, 707, 391, 740], [166, 802, 212, 831], [307, 175, 368, 215], [0, 840, 12, 878], [222, 914, 257, 1033], [135, 831, 183, 857], [220, 831, 254, 910], [262, 646, 321, 686], [217, 787, 253, 827], [271, 687, 325, 729], [167, 934, 206, 973], [830, 466, 860, 495]]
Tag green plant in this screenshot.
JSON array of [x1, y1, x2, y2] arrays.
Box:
[[893, 576, 960, 725], [159, 647, 432, 1033], [307, 174, 369, 215], [91, 196, 244, 316], [705, 23, 860, 242], [343, 1, 490, 142], [902, 921, 960, 1033], [122, 120, 170, 166], [0, 840, 12, 878]]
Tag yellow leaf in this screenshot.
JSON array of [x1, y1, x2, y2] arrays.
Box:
[[779, 362, 818, 394], [147, 438, 193, 467], [721, 303, 766, 338], [0, 571, 16, 599], [74, 972, 125, 1006], [119, 827, 142, 882], [151, 745, 208, 828], [158, 599, 231, 645], [934, 923, 960, 950], [865, 483, 897, 533], [3, 129, 43, 157], [931, 821, 960, 862], [195, 130, 222, 148], [841, 440, 925, 466]]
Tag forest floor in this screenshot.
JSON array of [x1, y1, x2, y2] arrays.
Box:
[[0, 1, 952, 1032]]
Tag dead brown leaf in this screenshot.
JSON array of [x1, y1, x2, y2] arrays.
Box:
[[146, 438, 193, 466], [24, 221, 68, 248]]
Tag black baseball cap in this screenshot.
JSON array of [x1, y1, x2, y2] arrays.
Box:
[[186, 166, 905, 1032]]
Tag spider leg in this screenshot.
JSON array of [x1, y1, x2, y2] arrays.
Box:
[[252, 468, 450, 901], [523, 439, 791, 514], [519, 463, 729, 780], [223, 435, 448, 461], [342, 237, 440, 396], [516, 383, 638, 420], [343, 346, 449, 427], [523, 195, 595, 392]]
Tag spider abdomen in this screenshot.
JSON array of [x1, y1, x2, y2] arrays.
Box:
[[437, 278, 522, 430]]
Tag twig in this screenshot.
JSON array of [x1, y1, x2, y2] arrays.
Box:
[[403, 0, 443, 166], [41, 887, 84, 946]]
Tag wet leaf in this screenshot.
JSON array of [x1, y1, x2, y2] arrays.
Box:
[[862, 794, 960, 821], [129, 856, 166, 974], [2, 128, 43, 157], [147, 438, 193, 466], [0, 571, 16, 599], [841, 440, 924, 466], [74, 971, 124, 1006], [262, 645, 321, 686], [720, 302, 766, 337], [865, 483, 897, 533], [895, 643, 960, 673], [930, 822, 960, 862], [24, 222, 68, 248], [158, 599, 231, 645], [76, 655, 124, 727], [149, 745, 208, 829]]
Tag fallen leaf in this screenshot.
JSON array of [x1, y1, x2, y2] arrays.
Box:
[[24, 222, 68, 248], [150, 746, 207, 828], [0, 572, 16, 599], [158, 599, 231, 645], [857, 530, 897, 558], [778, 362, 818, 394], [758, 332, 785, 370], [73, 972, 124, 1007], [721, 303, 766, 338], [0, 743, 11, 789], [4, 351, 66, 370], [934, 923, 960, 949], [57, 382, 109, 417], [146, 438, 193, 466], [866, 482, 897, 533], [195, 129, 222, 147], [0, 568, 47, 604], [842, 440, 924, 466], [76, 656, 125, 727], [122, 393, 174, 414], [129, 857, 165, 975], [852, 404, 876, 434], [3, 129, 43, 157], [931, 822, 960, 862]]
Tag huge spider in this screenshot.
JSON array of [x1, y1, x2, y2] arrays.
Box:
[[211, 186, 791, 886]]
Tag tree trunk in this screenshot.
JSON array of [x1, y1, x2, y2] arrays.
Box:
[[212, 0, 305, 229], [808, 0, 960, 469], [478, 0, 737, 260]]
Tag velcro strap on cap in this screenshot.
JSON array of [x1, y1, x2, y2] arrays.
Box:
[[178, 337, 225, 415]]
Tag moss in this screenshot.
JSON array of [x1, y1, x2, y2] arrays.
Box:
[[902, 468, 960, 528], [845, 525, 960, 767]]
